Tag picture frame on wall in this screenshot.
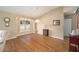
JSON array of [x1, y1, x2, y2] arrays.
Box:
[[53, 20, 60, 26]]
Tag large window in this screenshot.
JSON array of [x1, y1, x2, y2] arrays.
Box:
[[20, 18, 30, 32]]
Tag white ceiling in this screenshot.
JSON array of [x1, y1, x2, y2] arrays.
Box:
[[64, 6, 78, 15], [0, 6, 58, 18]]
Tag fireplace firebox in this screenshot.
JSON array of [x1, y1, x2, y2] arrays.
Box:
[[43, 29, 49, 36]]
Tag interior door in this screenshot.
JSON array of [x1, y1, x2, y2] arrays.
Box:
[[64, 19, 72, 36]]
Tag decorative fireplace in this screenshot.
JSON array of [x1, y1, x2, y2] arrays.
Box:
[[43, 29, 49, 36]]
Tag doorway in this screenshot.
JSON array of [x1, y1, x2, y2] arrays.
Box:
[[64, 19, 72, 37]]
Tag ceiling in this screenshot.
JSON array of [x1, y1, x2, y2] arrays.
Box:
[[0, 6, 58, 19], [64, 6, 78, 15]]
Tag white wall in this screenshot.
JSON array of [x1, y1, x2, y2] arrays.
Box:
[[0, 11, 35, 40], [0, 7, 64, 40], [37, 7, 64, 40]]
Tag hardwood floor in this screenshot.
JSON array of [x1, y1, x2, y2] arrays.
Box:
[[4, 34, 69, 52]]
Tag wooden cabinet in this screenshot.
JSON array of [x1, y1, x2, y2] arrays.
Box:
[[69, 35, 79, 52]]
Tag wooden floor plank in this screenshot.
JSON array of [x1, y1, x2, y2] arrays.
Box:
[[4, 34, 69, 52]]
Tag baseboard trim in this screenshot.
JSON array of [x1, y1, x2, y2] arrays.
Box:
[[7, 36, 17, 40], [7, 33, 33, 40], [16, 32, 33, 37]]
